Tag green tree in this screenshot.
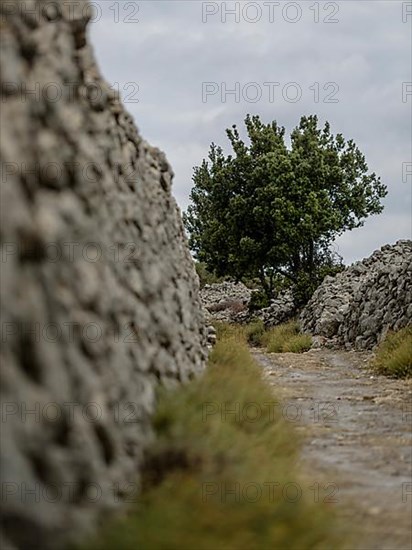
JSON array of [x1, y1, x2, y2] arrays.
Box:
[[184, 115, 387, 304]]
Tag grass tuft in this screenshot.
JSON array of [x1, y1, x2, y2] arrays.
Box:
[[212, 321, 246, 343], [213, 320, 312, 353], [264, 321, 312, 353], [282, 334, 313, 353], [371, 326, 412, 378], [244, 319, 266, 346], [83, 336, 341, 550]]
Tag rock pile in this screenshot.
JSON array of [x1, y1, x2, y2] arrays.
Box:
[[0, 2, 207, 548], [200, 282, 296, 327], [300, 240, 412, 350], [258, 290, 296, 327], [200, 282, 252, 322]]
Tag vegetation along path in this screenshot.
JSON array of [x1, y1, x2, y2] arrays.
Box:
[[254, 349, 412, 550]]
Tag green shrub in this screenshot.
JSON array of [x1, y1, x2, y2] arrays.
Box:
[[282, 334, 313, 353], [248, 289, 270, 312], [212, 322, 246, 343], [293, 263, 344, 308], [83, 338, 343, 550], [195, 262, 224, 287], [265, 321, 312, 353], [244, 319, 265, 346], [371, 327, 412, 378]]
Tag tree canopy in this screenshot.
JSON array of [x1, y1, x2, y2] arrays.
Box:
[[184, 115, 387, 304]]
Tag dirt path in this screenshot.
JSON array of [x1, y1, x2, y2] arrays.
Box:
[[254, 349, 412, 550]]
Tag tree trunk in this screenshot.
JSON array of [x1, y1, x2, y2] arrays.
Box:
[[259, 269, 271, 300]]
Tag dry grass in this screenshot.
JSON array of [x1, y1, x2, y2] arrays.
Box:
[[213, 320, 312, 354], [371, 326, 412, 378], [83, 336, 342, 550], [264, 321, 312, 353], [244, 319, 266, 346]]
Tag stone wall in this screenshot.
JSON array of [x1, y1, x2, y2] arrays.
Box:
[[258, 290, 296, 327], [0, 2, 207, 548], [200, 282, 252, 322], [200, 282, 296, 327], [300, 241, 412, 350]]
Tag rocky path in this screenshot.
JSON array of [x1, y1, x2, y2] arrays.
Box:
[[254, 349, 412, 550]]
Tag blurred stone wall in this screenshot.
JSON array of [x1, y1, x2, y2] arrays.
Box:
[[0, 1, 207, 547]]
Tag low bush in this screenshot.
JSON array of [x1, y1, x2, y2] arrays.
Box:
[[248, 290, 270, 312], [212, 322, 246, 343], [83, 337, 342, 550], [244, 319, 266, 346], [371, 326, 412, 378], [195, 262, 225, 287], [265, 321, 312, 354], [282, 333, 313, 353], [214, 320, 313, 353]]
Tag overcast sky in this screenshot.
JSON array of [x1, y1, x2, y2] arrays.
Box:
[[90, 0, 411, 264]]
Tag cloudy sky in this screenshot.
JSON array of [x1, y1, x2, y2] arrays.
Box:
[[90, 0, 411, 264]]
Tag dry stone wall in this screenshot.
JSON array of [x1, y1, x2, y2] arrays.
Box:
[[257, 290, 296, 327], [300, 241, 412, 350], [0, 2, 207, 548], [200, 282, 252, 323], [200, 282, 296, 326]]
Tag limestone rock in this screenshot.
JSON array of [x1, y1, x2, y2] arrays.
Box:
[[257, 290, 296, 327], [0, 1, 207, 548], [200, 282, 252, 322], [300, 241, 411, 350]]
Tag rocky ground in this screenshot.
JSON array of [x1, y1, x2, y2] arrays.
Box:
[[254, 349, 412, 550]]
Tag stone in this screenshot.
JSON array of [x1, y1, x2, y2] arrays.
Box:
[[200, 282, 296, 327], [0, 1, 207, 547], [300, 241, 412, 350], [200, 282, 253, 323]]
